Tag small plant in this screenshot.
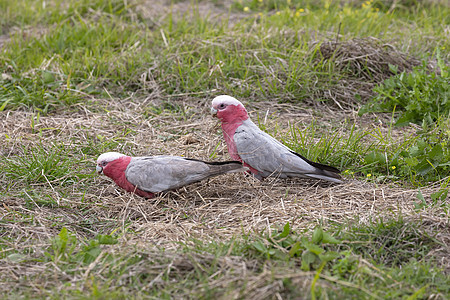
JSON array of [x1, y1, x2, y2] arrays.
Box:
[[0, 70, 82, 112], [45, 227, 78, 263], [249, 222, 341, 271], [339, 217, 439, 267], [414, 187, 449, 211], [278, 117, 449, 184], [362, 138, 449, 183], [45, 227, 118, 265], [359, 55, 449, 127]]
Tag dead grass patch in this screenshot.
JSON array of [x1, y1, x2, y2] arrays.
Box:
[[314, 37, 422, 108], [319, 38, 421, 81]]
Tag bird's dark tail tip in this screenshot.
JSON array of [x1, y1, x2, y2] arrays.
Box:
[[289, 150, 342, 183]]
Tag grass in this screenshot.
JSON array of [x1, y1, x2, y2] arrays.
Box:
[[1, 0, 449, 298], [1, 219, 448, 299], [258, 114, 450, 185], [2, 0, 449, 110]]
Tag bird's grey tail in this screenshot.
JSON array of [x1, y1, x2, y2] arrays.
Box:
[[208, 161, 248, 174], [184, 158, 247, 176]]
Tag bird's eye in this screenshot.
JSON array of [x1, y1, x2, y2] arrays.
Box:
[[219, 103, 226, 109], [102, 161, 107, 166]]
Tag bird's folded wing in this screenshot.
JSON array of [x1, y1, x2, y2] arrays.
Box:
[[234, 121, 316, 176], [125, 156, 210, 193]]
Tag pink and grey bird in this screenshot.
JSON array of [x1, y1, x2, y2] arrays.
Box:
[[211, 95, 342, 183], [96, 152, 247, 198]]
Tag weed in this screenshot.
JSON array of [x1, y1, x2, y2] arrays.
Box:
[[338, 217, 440, 267], [249, 222, 341, 271], [359, 56, 450, 127]]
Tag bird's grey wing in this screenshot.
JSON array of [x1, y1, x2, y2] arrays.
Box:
[[234, 121, 316, 177], [125, 156, 211, 193]]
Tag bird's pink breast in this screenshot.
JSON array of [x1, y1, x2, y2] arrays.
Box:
[[221, 122, 259, 176], [222, 122, 242, 162]]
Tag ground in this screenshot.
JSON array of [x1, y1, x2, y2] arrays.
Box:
[[0, 0, 449, 298]]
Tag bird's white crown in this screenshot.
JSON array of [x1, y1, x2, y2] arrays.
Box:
[[97, 152, 126, 164], [212, 95, 244, 108]]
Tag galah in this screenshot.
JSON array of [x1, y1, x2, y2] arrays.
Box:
[[211, 95, 342, 183], [96, 152, 246, 198]]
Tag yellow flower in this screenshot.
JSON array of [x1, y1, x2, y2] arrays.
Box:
[[258, 0, 263, 2], [243, 6, 250, 12], [258, 12, 263, 16], [295, 11, 300, 17], [367, 173, 372, 178], [298, 8, 305, 12], [391, 166, 396, 170], [276, 11, 281, 15]]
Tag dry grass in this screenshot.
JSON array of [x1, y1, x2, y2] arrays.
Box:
[[312, 37, 422, 109], [319, 38, 421, 81]]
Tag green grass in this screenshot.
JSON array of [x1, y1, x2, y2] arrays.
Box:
[[1, 128, 138, 201], [1, 0, 448, 110], [2, 220, 448, 299], [3, 142, 84, 185], [0, 0, 133, 33], [360, 55, 450, 126], [256, 114, 450, 185]]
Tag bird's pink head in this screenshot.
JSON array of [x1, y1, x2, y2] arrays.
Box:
[[211, 95, 249, 124], [96, 152, 127, 174], [96, 152, 153, 198]]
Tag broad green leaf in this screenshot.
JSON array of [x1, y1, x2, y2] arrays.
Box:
[[318, 251, 340, 262], [301, 251, 317, 271], [288, 241, 302, 257], [97, 234, 118, 245], [429, 144, 443, 162], [7, 253, 27, 263], [252, 241, 267, 254], [321, 232, 340, 244], [305, 243, 325, 255], [276, 222, 290, 239], [364, 151, 385, 165], [311, 227, 323, 244], [417, 189, 425, 202]]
